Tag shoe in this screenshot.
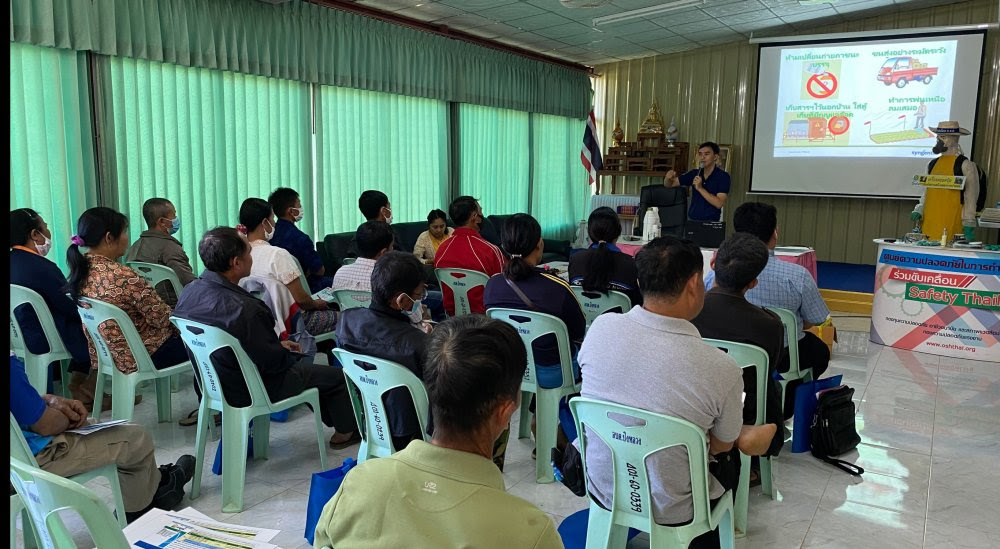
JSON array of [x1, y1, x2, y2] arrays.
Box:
[[150, 455, 195, 511], [174, 455, 196, 486], [749, 469, 762, 488], [329, 431, 362, 450]]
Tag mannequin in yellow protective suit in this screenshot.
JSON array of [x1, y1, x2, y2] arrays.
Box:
[[910, 121, 979, 242]]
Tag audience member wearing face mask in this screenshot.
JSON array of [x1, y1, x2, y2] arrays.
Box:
[[267, 187, 332, 294], [9, 208, 94, 405], [125, 197, 197, 307]]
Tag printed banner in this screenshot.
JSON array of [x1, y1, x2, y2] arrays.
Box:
[[912, 174, 965, 189], [871, 244, 1000, 362]]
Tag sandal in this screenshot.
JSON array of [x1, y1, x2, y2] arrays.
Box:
[[178, 410, 221, 427], [329, 431, 362, 450]]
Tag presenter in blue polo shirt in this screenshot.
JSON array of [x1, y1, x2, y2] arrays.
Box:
[[665, 141, 731, 222]]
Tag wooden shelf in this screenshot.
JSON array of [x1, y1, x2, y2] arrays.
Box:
[[597, 170, 672, 177]]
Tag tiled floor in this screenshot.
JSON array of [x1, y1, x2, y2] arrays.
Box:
[[17, 330, 1000, 548]]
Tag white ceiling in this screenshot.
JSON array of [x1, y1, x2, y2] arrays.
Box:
[[354, 0, 957, 66]]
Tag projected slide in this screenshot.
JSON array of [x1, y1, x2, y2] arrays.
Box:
[[773, 40, 956, 158]]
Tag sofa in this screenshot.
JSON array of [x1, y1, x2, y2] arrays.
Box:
[[318, 216, 571, 275]]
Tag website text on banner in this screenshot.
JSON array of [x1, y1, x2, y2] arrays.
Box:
[[870, 242, 1000, 362]]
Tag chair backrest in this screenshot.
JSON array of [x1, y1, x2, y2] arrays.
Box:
[[125, 262, 184, 301], [333, 289, 372, 310], [170, 317, 272, 410], [702, 339, 768, 426], [333, 349, 430, 459], [570, 287, 632, 327], [76, 297, 157, 374], [766, 307, 802, 377], [434, 268, 489, 317], [9, 284, 69, 360], [570, 397, 715, 533], [636, 185, 687, 238], [289, 255, 313, 295], [10, 457, 130, 549], [10, 412, 39, 466], [485, 308, 575, 393]]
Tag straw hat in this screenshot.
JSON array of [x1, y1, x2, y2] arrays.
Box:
[[929, 121, 971, 135]]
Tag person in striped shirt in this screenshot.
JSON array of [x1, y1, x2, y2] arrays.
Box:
[[433, 196, 505, 316]]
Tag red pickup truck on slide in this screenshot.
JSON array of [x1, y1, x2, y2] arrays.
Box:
[[877, 56, 938, 88]]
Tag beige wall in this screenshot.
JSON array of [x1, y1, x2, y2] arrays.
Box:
[[593, 0, 999, 264]]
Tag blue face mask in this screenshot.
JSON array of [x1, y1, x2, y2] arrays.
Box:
[[169, 216, 181, 235]]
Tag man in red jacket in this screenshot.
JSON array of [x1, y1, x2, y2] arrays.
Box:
[[434, 196, 505, 315]]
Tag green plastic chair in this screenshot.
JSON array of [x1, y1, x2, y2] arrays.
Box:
[[10, 285, 73, 398], [333, 289, 373, 311], [569, 397, 735, 549], [333, 349, 431, 462], [766, 307, 814, 442], [570, 286, 632, 328], [170, 317, 328, 513], [486, 308, 579, 483], [10, 457, 130, 549], [77, 297, 190, 422], [435, 268, 490, 317], [125, 262, 186, 393], [10, 412, 126, 531], [702, 339, 776, 537], [126, 261, 184, 301]]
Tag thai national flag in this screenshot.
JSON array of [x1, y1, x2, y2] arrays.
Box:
[[581, 109, 603, 185]]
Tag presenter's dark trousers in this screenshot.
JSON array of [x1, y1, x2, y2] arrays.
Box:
[[778, 331, 831, 418]]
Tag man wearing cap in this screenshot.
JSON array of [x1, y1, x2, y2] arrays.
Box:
[[911, 121, 980, 242]]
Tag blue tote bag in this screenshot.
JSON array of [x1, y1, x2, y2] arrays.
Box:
[[304, 458, 358, 544]]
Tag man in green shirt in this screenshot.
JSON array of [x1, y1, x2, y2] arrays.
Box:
[[313, 315, 563, 549]]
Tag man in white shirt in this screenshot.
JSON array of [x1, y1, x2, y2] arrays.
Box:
[[580, 236, 774, 547], [331, 221, 394, 292]]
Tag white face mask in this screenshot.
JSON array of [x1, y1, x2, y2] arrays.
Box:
[[397, 293, 423, 323], [383, 207, 393, 225], [291, 207, 304, 223], [264, 219, 275, 241], [35, 234, 52, 257]]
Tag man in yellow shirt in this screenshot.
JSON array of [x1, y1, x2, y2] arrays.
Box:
[[313, 315, 563, 549]]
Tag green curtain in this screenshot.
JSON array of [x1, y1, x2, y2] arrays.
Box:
[[10, 0, 591, 118], [10, 43, 97, 272], [531, 114, 589, 240], [458, 104, 530, 218], [103, 55, 311, 273], [315, 86, 449, 236]]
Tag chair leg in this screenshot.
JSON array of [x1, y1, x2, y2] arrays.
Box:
[[760, 455, 775, 499], [91, 370, 107, 420], [251, 416, 271, 461], [190, 401, 212, 500], [221, 414, 251, 513], [534, 392, 558, 483], [310, 398, 329, 470], [154, 377, 172, 423], [111, 375, 138, 422], [518, 390, 532, 440], [717, 506, 736, 549], [102, 466, 127, 527], [59, 360, 72, 398], [170, 374, 181, 393], [585, 505, 629, 549], [734, 452, 750, 538]]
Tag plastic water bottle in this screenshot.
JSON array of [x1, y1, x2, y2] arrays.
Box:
[[643, 207, 660, 242]]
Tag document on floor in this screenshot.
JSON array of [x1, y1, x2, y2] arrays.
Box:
[[124, 507, 281, 548], [65, 419, 129, 435]]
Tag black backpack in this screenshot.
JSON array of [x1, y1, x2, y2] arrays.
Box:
[[928, 155, 990, 212], [810, 385, 865, 476]]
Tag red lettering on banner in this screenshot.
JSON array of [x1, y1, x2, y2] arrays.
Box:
[[888, 268, 975, 288]]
